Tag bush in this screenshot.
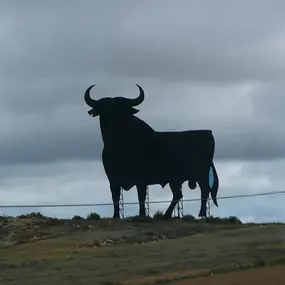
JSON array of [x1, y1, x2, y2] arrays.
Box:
[[15, 212, 62, 226], [182, 214, 196, 222], [203, 215, 242, 224], [86, 212, 101, 220], [130, 215, 152, 222], [153, 210, 164, 220], [228, 216, 242, 224], [0, 215, 8, 222], [17, 212, 45, 219], [205, 216, 221, 223], [71, 215, 84, 221], [48, 217, 62, 226]]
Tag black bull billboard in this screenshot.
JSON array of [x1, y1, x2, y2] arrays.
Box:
[[84, 84, 219, 219]]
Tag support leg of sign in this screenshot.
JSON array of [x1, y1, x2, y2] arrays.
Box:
[[206, 199, 212, 218], [173, 191, 184, 218], [178, 196, 184, 218], [119, 187, 125, 219], [145, 186, 150, 216]]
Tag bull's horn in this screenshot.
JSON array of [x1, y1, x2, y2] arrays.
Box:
[[130, 84, 145, 106], [84, 85, 97, 107]]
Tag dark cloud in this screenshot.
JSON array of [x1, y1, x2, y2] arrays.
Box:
[[1, 0, 285, 85], [2, 80, 285, 165], [0, 1, 285, 165]]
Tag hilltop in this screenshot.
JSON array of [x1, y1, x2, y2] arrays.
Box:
[[0, 212, 285, 284]]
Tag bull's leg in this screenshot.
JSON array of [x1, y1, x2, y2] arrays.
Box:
[[164, 182, 183, 220], [136, 185, 147, 216], [110, 183, 121, 219], [197, 179, 210, 218]]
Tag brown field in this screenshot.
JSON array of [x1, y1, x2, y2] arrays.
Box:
[[1, 215, 285, 284], [122, 265, 285, 285], [166, 266, 285, 285]]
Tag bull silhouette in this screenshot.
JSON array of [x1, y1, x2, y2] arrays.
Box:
[[84, 84, 219, 219]]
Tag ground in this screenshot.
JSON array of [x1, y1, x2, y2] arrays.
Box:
[[0, 214, 285, 284], [167, 266, 285, 285]]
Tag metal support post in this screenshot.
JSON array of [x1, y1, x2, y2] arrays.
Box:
[[119, 187, 125, 219], [145, 186, 150, 216], [173, 196, 184, 218]]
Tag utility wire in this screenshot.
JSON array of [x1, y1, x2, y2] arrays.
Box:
[[0, 190, 284, 208]]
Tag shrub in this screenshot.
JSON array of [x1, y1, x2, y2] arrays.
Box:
[[86, 212, 101, 220], [17, 212, 45, 219], [228, 216, 242, 224], [71, 215, 84, 221], [206, 216, 221, 223], [48, 217, 62, 226], [130, 215, 152, 222], [15, 212, 62, 226], [203, 215, 242, 224], [153, 210, 164, 220], [0, 215, 8, 222], [182, 214, 196, 222]]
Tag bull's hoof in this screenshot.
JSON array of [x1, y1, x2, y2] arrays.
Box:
[[113, 215, 120, 219], [163, 213, 172, 221], [139, 210, 146, 216]]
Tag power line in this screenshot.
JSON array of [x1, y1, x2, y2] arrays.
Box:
[[0, 190, 284, 209]]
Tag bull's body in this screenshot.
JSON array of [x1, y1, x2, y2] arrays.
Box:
[[103, 128, 215, 190], [84, 85, 219, 219]]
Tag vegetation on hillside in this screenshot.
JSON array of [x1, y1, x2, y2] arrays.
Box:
[[1, 210, 243, 224], [0, 212, 284, 285]]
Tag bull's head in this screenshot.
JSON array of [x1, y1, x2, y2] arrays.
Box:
[[84, 84, 145, 117]]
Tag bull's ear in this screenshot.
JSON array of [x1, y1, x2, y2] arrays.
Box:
[[122, 106, 139, 114], [116, 105, 140, 115], [130, 107, 140, 114]]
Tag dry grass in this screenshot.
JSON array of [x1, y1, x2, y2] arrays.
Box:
[[0, 217, 284, 285], [162, 265, 285, 285]]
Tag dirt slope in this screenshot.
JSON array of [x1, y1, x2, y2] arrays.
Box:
[[169, 266, 285, 285]]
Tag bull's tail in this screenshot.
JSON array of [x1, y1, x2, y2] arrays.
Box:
[[209, 162, 219, 207]]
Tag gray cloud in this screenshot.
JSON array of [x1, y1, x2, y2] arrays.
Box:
[[0, 0, 285, 165], [2, 80, 285, 165], [1, 0, 285, 84]]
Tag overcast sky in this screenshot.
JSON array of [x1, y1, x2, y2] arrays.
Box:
[[1, 0, 285, 222]]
